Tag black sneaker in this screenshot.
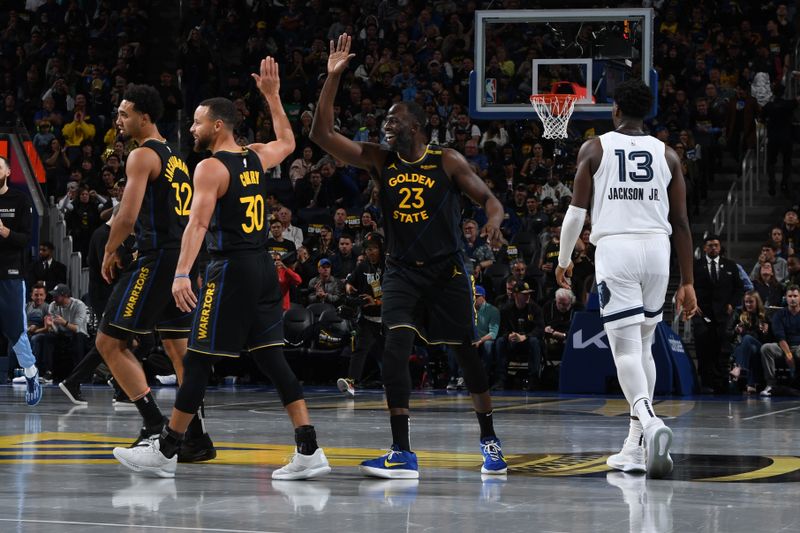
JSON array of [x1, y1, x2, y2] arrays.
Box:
[[58, 380, 88, 406], [178, 433, 217, 463]]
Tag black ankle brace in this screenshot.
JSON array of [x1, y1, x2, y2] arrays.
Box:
[[159, 426, 184, 459]]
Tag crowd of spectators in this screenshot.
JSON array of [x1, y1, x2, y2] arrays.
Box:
[[1, 1, 798, 391]]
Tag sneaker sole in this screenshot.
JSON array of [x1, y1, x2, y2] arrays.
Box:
[[336, 378, 355, 398], [360, 465, 420, 479], [58, 382, 88, 406], [178, 448, 218, 463], [645, 425, 674, 479], [113, 448, 176, 478], [481, 466, 508, 474], [272, 464, 332, 480], [606, 457, 646, 473], [113, 402, 138, 411]]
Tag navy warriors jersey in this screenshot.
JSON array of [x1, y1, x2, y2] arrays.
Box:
[[207, 148, 267, 254], [378, 145, 462, 264], [589, 132, 672, 245], [135, 139, 192, 253]]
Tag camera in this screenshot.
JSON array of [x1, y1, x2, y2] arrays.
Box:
[[337, 294, 365, 322]]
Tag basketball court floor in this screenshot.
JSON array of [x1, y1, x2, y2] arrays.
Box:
[[0, 384, 798, 533]]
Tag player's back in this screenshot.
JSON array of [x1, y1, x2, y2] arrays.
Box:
[[589, 131, 672, 245], [135, 140, 192, 253], [206, 148, 267, 255]]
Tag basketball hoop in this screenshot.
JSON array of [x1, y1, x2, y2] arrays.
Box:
[[529, 94, 578, 139]]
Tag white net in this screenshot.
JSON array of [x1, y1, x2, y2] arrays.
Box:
[[529, 94, 578, 139]]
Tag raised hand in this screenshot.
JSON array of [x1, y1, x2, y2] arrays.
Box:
[[252, 57, 280, 98], [328, 33, 356, 75]]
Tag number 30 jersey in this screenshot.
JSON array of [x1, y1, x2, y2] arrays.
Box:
[[136, 139, 191, 253], [206, 148, 267, 255], [378, 145, 463, 265], [589, 131, 672, 245]]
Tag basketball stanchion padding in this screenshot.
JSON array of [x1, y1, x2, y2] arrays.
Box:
[[529, 94, 577, 139]]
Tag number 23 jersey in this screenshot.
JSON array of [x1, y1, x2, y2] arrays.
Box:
[[378, 145, 462, 264], [207, 148, 267, 254], [590, 131, 672, 245]]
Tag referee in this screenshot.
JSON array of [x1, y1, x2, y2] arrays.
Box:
[[0, 156, 42, 405]]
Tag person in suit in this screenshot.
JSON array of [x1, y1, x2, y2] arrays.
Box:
[[28, 241, 67, 292], [692, 234, 744, 393]]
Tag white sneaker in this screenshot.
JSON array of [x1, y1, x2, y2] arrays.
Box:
[[643, 418, 673, 479], [155, 374, 177, 385], [113, 437, 177, 478], [337, 378, 355, 398], [12, 375, 26, 384], [760, 386, 773, 397], [272, 448, 331, 480], [271, 480, 331, 512], [456, 377, 465, 390], [607, 437, 646, 473]]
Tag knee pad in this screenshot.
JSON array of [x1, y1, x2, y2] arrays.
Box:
[[382, 328, 415, 409], [252, 346, 304, 406]]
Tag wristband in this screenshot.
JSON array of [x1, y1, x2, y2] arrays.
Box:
[[174, 274, 191, 280]]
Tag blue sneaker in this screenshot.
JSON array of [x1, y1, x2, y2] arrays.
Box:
[[480, 437, 507, 474], [360, 445, 419, 479], [25, 371, 42, 406]]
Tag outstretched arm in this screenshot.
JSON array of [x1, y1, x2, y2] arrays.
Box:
[[442, 148, 503, 245], [248, 57, 295, 170], [310, 33, 385, 173]]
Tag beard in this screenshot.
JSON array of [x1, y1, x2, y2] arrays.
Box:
[[393, 129, 414, 154], [194, 133, 212, 153]]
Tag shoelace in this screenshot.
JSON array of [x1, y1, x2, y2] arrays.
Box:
[[481, 441, 503, 462], [384, 449, 402, 461]]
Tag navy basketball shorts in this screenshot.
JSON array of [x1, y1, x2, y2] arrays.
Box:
[[100, 249, 195, 340], [188, 251, 284, 358], [381, 252, 478, 345]]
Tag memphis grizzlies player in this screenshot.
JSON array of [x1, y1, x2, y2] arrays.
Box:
[[556, 80, 697, 478]]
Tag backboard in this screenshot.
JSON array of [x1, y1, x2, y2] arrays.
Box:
[[470, 8, 656, 122]]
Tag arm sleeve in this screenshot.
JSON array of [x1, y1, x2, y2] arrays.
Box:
[[558, 205, 587, 268]]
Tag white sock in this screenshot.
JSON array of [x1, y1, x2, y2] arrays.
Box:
[[633, 398, 657, 424], [24, 365, 38, 379], [626, 417, 644, 446]]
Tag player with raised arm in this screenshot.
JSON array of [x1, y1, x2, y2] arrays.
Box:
[[312, 35, 507, 479], [556, 79, 697, 478], [113, 58, 330, 480]]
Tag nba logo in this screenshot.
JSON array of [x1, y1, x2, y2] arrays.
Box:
[[485, 78, 496, 104]]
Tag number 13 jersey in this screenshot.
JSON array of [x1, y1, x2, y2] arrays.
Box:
[[589, 131, 672, 245], [207, 148, 267, 254]]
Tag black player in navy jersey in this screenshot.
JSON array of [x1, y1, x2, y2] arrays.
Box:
[[114, 58, 330, 480], [312, 34, 507, 478], [96, 84, 215, 463]]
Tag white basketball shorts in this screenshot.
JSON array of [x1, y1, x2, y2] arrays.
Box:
[[594, 233, 671, 330]]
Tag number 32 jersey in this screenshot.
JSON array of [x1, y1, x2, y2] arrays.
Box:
[[207, 148, 267, 254], [136, 139, 191, 253], [589, 131, 672, 245]]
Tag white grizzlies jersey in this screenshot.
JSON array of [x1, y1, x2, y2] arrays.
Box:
[[589, 131, 672, 245]]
